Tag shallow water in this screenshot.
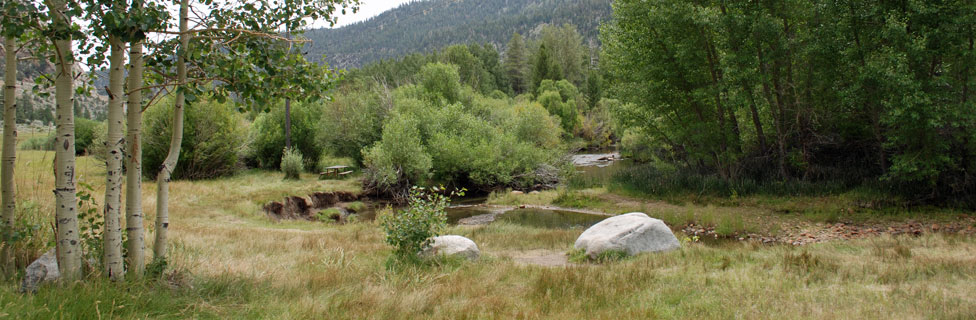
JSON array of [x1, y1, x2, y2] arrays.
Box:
[[353, 151, 632, 229], [570, 151, 621, 167], [496, 208, 607, 229]]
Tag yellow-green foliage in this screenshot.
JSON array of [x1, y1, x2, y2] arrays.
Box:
[[363, 63, 565, 192], [281, 148, 304, 180], [249, 101, 322, 170], [142, 95, 247, 180]]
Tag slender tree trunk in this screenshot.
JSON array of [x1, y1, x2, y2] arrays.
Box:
[[758, 42, 789, 180], [284, 29, 293, 151], [48, 0, 83, 281], [284, 98, 292, 150], [848, 2, 886, 176], [125, 40, 145, 278], [964, 26, 972, 104], [102, 36, 126, 280], [1, 36, 18, 275], [744, 82, 768, 152], [154, 0, 189, 262], [702, 32, 731, 178]]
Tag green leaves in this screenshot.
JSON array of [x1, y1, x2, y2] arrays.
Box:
[[603, 0, 976, 201], [76, 181, 105, 269], [380, 186, 464, 258]]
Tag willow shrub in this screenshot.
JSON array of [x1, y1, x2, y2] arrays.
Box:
[[363, 62, 564, 194], [249, 101, 322, 170], [380, 187, 462, 259], [142, 96, 247, 180]]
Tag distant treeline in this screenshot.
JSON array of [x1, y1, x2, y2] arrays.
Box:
[[304, 0, 612, 68], [345, 24, 603, 103]]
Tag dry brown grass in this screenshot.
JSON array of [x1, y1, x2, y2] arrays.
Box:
[[1, 151, 975, 319]]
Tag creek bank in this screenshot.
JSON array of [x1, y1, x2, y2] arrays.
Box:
[[263, 191, 362, 221]]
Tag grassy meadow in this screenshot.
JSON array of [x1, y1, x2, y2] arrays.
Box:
[[0, 150, 974, 319]]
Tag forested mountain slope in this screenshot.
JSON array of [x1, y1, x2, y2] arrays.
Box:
[[303, 0, 612, 69]]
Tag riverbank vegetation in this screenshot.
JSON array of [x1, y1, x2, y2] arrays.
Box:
[[0, 151, 973, 318], [603, 0, 976, 206], [1, 0, 974, 318]]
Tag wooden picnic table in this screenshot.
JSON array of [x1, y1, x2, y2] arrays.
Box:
[[320, 165, 353, 179]]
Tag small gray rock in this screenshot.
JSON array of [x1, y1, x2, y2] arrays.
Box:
[[21, 249, 60, 293], [574, 212, 680, 259], [420, 235, 480, 260]]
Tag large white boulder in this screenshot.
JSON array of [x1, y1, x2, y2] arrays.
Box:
[[20, 249, 60, 293], [420, 235, 480, 260], [574, 212, 680, 259]]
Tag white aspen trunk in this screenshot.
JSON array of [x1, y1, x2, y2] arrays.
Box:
[[153, 0, 189, 262], [125, 40, 145, 278], [48, 0, 83, 281], [1, 36, 18, 275], [103, 36, 126, 280]]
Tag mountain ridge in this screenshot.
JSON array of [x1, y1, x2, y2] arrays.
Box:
[[303, 0, 612, 69]]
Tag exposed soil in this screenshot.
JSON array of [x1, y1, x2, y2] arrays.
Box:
[[496, 249, 572, 267], [263, 191, 360, 220]]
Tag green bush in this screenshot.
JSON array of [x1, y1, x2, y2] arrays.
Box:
[[74, 118, 99, 155], [142, 96, 246, 180], [536, 84, 580, 133], [18, 120, 99, 155], [249, 101, 322, 169], [362, 65, 565, 193], [317, 82, 386, 165], [18, 133, 55, 151], [418, 62, 462, 104], [380, 187, 462, 258], [363, 111, 432, 192], [281, 148, 304, 180]]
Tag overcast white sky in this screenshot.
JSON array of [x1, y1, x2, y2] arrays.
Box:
[[328, 0, 418, 28]]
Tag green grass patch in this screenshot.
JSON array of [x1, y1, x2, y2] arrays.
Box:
[[552, 189, 606, 208], [315, 208, 343, 222], [567, 248, 630, 264]]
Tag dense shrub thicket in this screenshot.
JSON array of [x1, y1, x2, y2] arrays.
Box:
[[316, 80, 389, 165], [604, 0, 976, 204], [249, 101, 322, 170], [74, 118, 99, 155], [361, 63, 565, 194], [142, 96, 247, 180]]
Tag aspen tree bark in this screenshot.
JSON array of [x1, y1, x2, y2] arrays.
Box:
[[1, 36, 18, 275], [46, 0, 83, 281], [103, 36, 126, 280], [126, 40, 146, 278], [154, 0, 189, 262]]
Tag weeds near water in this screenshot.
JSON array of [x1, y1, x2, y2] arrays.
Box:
[[567, 248, 629, 264], [611, 163, 867, 200], [553, 189, 605, 208]]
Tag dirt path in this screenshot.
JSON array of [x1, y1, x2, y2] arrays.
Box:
[[494, 249, 572, 267]]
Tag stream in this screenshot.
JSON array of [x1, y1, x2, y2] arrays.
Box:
[[355, 150, 629, 230]]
